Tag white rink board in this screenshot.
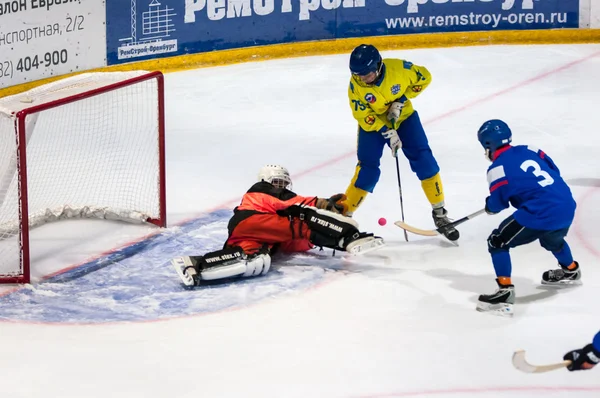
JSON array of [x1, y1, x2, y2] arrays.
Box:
[[0, 0, 107, 88]]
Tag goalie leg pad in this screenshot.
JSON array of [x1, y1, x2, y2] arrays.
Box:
[[242, 253, 271, 277], [304, 206, 358, 238], [200, 246, 245, 269], [302, 207, 362, 250], [200, 261, 248, 281], [345, 235, 385, 255], [173, 247, 273, 284], [299, 207, 384, 253]]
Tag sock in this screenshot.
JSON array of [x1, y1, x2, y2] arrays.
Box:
[[553, 242, 573, 268], [497, 276, 512, 286], [492, 251, 512, 281], [421, 172, 445, 206]]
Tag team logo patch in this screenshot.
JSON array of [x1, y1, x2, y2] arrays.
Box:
[[391, 84, 401, 95], [364, 93, 376, 103], [364, 115, 376, 125], [412, 85, 423, 92]]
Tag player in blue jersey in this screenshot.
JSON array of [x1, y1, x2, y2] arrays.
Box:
[[475, 119, 580, 317], [563, 331, 600, 371]]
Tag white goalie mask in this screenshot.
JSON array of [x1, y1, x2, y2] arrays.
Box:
[[257, 164, 292, 190]]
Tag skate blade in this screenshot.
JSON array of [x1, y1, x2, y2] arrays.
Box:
[[540, 279, 582, 287], [347, 237, 385, 256], [441, 230, 459, 243], [441, 234, 459, 246], [172, 256, 195, 286], [476, 301, 514, 317]]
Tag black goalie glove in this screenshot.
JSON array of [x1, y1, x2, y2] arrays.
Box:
[[563, 344, 600, 371]]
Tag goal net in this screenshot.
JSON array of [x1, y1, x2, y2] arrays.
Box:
[[0, 71, 166, 283]]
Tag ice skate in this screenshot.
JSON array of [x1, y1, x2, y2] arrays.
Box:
[[541, 262, 582, 286], [343, 232, 385, 255], [172, 256, 200, 286], [432, 208, 460, 241], [476, 279, 515, 317]]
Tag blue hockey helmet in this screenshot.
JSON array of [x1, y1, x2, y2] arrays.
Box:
[[349, 44, 382, 76], [477, 119, 512, 160]]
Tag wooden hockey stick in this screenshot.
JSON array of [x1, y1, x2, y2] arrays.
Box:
[[394, 208, 486, 237], [512, 350, 572, 373]]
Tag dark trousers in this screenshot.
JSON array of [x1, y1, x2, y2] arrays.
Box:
[[487, 215, 573, 278]]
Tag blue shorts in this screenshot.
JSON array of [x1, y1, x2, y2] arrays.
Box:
[[354, 111, 440, 192]]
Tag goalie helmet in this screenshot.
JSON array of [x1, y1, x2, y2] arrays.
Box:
[[257, 164, 292, 190], [477, 119, 512, 161]]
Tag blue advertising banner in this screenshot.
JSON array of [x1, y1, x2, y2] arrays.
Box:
[[106, 0, 579, 66]]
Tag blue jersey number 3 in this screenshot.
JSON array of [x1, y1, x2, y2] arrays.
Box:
[[520, 160, 554, 187]]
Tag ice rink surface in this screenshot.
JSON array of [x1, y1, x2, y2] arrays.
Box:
[[0, 43, 599, 397]]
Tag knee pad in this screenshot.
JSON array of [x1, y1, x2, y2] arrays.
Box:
[[487, 233, 505, 252]]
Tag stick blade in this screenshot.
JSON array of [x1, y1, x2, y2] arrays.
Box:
[[512, 350, 571, 373], [393, 221, 439, 237]]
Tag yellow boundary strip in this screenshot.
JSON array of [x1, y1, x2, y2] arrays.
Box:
[[1, 28, 599, 98]]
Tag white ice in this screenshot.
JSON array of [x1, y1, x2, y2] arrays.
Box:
[[0, 43, 600, 397]]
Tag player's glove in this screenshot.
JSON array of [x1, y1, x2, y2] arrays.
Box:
[[563, 344, 600, 371], [387, 96, 407, 123], [382, 129, 402, 157], [484, 196, 499, 215], [316, 194, 347, 215], [387, 101, 404, 123]]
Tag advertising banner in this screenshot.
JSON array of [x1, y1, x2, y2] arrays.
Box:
[[0, 0, 107, 89], [106, 0, 580, 66]]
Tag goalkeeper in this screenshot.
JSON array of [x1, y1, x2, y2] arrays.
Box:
[[173, 164, 383, 286]]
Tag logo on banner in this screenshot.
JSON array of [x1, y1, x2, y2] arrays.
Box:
[[118, 0, 178, 60]]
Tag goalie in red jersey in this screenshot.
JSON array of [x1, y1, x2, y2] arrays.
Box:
[[173, 164, 383, 286]]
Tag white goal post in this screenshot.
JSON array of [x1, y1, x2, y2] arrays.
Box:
[[0, 71, 167, 283]]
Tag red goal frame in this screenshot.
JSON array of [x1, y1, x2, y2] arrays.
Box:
[[4, 71, 166, 284]]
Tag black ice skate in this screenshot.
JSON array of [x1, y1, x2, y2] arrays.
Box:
[[432, 208, 460, 241], [476, 279, 515, 317], [342, 232, 385, 255], [541, 262, 582, 286]]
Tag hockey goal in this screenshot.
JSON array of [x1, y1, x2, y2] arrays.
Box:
[[0, 71, 166, 283]]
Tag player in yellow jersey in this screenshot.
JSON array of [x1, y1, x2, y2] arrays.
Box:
[[341, 44, 459, 241]]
